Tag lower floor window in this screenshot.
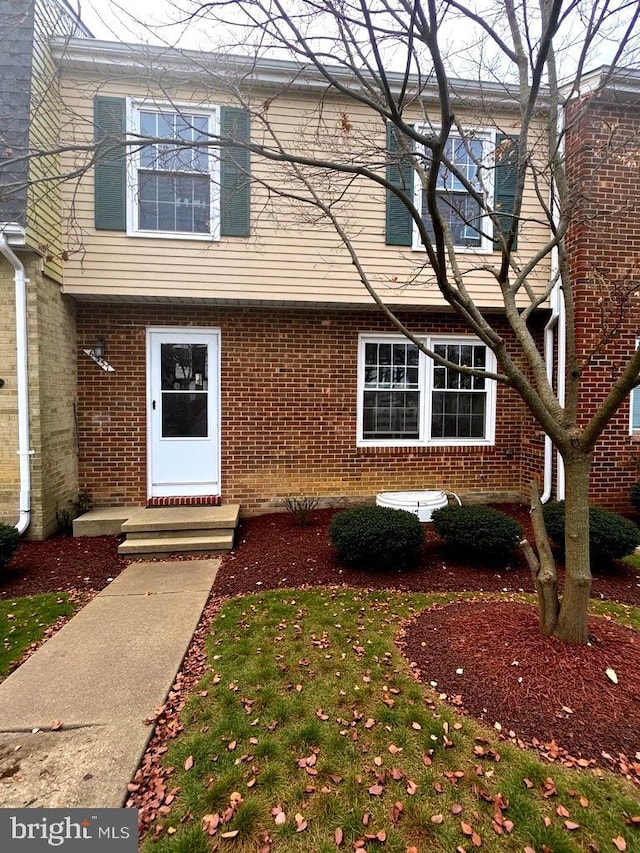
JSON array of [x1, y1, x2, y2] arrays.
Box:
[[631, 338, 640, 433], [358, 335, 496, 446]]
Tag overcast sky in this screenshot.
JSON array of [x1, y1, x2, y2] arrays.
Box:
[[77, 0, 637, 74]]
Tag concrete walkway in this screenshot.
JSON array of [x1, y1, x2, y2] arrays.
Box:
[[0, 559, 219, 808]]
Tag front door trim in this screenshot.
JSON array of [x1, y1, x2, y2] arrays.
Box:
[[146, 326, 221, 500]]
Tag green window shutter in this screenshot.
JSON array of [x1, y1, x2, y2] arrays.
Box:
[[220, 107, 250, 237], [94, 96, 126, 231], [494, 134, 519, 250], [386, 123, 414, 246]]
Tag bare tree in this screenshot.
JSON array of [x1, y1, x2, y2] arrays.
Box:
[[5, 0, 640, 642], [143, 0, 639, 644]]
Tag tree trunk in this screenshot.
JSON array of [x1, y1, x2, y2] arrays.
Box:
[[521, 481, 559, 635], [553, 450, 593, 644]]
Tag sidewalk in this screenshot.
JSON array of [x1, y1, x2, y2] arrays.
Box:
[[0, 558, 219, 808]]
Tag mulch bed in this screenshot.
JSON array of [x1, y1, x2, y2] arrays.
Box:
[[400, 600, 640, 780], [1, 534, 127, 599], [2, 506, 640, 801], [215, 506, 640, 605]]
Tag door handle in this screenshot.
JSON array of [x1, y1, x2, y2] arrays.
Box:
[[152, 400, 156, 410]]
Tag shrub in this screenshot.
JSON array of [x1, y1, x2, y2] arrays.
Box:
[[431, 504, 523, 561], [329, 505, 424, 569], [0, 523, 19, 569], [282, 496, 319, 527], [631, 483, 640, 514], [542, 500, 640, 564], [56, 488, 95, 536]]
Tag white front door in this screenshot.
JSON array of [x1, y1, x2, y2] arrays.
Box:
[[147, 328, 220, 497]]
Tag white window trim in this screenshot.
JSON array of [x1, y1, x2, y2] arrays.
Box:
[[126, 98, 221, 241], [630, 337, 640, 434], [357, 333, 497, 448], [412, 126, 496, 254]]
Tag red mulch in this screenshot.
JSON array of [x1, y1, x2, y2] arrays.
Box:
[[214, 506, 640, 605], [400, 600, 640, 779], [0, 534, 127, 599], [2, 506, 640, 793]]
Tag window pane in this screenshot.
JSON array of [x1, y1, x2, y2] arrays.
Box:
[[363, 390, 420, 440], [633, 388, 640, 431], [162, 393, 208, 438], [422, 185, 483, 247], [160, 343, 208, 391], [138, 173, 210, 234], [431, 390, 486, 439], [430, 342, 488, 440]]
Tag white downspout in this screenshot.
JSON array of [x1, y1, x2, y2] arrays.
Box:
[[0, 228, 32, 534], [541, 289, 559, 502], [541, 96, 567, 503]]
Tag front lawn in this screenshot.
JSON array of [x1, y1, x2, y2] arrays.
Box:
[[0, 593, 73, 679], [140, 589, 640, 852]]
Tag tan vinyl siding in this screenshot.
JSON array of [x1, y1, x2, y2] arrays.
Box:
[[26, 0, 78, 283], [58, 73, 551, 308]]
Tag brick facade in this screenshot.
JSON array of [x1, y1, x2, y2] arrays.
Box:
[[0, 260, 20, 521], [0, 254, 78, 538], [565, 95, 640, 511], [76, 303, 543, 514]]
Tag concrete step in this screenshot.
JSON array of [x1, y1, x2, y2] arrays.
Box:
[[73, 507, 141, 537], [124, 527, 237, 541], [121, 504, 240, 534], [118, 530, 234, 556]]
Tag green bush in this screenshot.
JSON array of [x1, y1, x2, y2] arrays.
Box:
[[328, 505, 424, 569], [0, 524, 19, 569], [631, 483, 640, 514], [431, 504, 523, 561], [542, 500, 640, 564]]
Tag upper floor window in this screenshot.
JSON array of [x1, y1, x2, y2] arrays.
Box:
[[414, 130, 493, 252], [358, 334, 496, 447], [128, 103, 220, 240]]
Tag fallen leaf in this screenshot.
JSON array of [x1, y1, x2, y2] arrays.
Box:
[[461, 821, 473, 836], [50, 720, 63, 731], [605, 667, 619, 684], [221, 830, 239, 839], [431, 814, 444, 824], [184, 756, 194, 771], [334, 827, 344, 846], [406, 780, 418, 795], [557, 805, 570, 818], [564, 820, 580, 830], [612, 838, 626, 852], [452, 804, 463, 815], [274, 812, 286, 826], [472, 831, 482, 847], [368, 784, 384, 796]]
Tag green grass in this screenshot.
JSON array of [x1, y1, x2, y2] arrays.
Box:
[[0, 593, 73, 679], [142, 589, 640, 852]]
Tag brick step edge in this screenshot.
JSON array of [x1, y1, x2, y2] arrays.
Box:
[[147, 496, 222, 507]]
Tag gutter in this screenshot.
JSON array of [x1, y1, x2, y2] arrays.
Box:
[[0, 224, 32, 534]]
